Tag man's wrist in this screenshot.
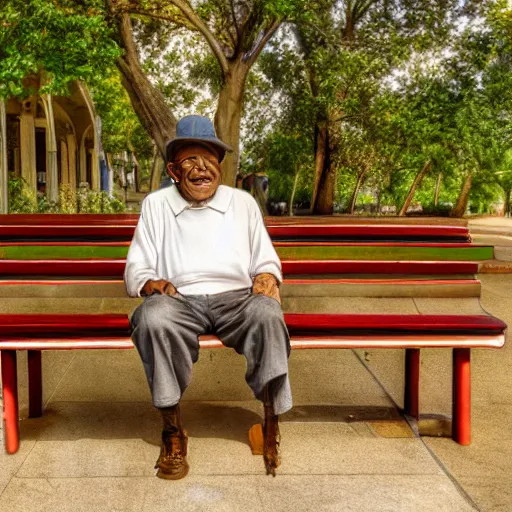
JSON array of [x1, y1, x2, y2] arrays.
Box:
[[254, 273, 280, 287], [141, 280, 151, 297]]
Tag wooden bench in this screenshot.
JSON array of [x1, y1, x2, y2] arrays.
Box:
[[0, 215, 507, 455]]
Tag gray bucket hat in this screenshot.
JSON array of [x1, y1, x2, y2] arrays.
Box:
[[166, 115, 233, 163]]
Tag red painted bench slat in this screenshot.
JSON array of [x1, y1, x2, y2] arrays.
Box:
[[285, 313, 507, 335], [0, 224, 470, 241], [0, 213, 468, 228], [267, 225, 470, 240], [0, 227, 134, 238], [0, 214, 140, 225], [0, 313, 505, 337], [0, 259, 480, 276]]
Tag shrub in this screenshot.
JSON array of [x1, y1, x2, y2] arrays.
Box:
[[416, 204, 452, 217], [8, 175, 38, 213], [7, 177, 126, 214], [76, 185, 126, 213], [37, 196, 60, 213], [59, 185, 77, 214]]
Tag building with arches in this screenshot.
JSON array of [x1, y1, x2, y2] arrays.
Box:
[[0, 80, 101, 213]]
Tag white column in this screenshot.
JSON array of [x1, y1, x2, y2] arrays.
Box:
[[0, 101, 8, 213], [20, 107, 37, 194], [41, 95, 58, 202]]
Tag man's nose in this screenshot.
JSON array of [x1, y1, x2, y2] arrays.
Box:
[[195, 156, 208, 171]]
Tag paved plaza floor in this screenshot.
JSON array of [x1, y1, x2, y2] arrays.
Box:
[[0, 274, 511, 511]]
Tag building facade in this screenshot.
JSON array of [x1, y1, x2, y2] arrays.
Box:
[[0, 80, 100, 213]]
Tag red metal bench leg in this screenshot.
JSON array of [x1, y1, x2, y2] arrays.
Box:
[[453, 348, 471, 445], [1, 350, 20, 454], [404, 348, 420, 419], [28, 350, 43, 418]]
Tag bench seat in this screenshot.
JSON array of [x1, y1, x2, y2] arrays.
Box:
[[0, 313, 506, 338], [0, 312, 506, 455]]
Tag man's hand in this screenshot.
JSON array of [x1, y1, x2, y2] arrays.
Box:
[[252, 273, 281, 305], [142, 279, 177, 297]]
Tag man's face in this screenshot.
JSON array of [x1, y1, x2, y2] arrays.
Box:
[[168, 144, 221, 203]]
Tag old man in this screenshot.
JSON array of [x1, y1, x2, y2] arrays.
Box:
[[124, 115, 292, 480]]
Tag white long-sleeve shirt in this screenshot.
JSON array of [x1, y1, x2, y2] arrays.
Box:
[[124, 184, 282, 297]]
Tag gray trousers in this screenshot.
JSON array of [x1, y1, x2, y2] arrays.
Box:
[[130, 288, 292, 415]]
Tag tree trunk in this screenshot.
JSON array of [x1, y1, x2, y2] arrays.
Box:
[[398, 161, 432, 216], [115, 14, 176, 158], [376, 188, 382, 214], [505, 188, 511, 217], [343, 3, 355, 41], [311, 119, 335, 214], [214, 59, 249, 187], [289, 164, 301, 216], [450, 173, 473, 217], [149, 148, 165, 191], [434, 172, 442, 206], [348, 166, 369, 214]]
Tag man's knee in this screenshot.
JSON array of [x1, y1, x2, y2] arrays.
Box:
[[131, 295, 177, 331], [247, 294, 285, 325], [246, 296, 289, 351]]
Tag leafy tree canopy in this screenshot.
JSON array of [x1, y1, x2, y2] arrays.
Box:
[[0, 0, 120, 98]]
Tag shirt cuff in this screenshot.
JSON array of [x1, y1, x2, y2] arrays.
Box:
[[252, 263, 282, 283], [125, 272, 160, 298]]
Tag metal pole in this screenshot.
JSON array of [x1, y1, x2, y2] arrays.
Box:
[[453, 348, 471, 445]]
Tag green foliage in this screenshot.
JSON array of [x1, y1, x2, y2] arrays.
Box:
[[7, 176, 38, 213], [58, 185, 77, 214], [7, 177, 125, 213], [91, 70, 152, 158], [0, 0, 120, 98], [76, 185, 126, 213], [130, 0, 311, 122], [37, 195, 60, 213], [4, 1, 512, 216]]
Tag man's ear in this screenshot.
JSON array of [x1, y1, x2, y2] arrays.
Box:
[[167, 162, 181, 183]]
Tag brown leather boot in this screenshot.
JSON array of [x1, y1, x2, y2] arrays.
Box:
[[263, 391, 280, 476], [155, 405, 189, 480]]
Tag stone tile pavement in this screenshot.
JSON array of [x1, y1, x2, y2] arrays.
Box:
[[1, 275, 511, 511]]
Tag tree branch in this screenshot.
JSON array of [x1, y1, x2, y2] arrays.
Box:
[[126, 9, 196, 31], [246, 19, 282, 68], [331, 113, 364, 123], [168, 0, 230, 75], [117, 0, 230, 76], [115, 12, 176, 156], [230, 0, 240, 39], [119, 10, 139, 65]]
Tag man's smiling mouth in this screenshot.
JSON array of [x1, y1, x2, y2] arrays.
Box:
[[189, 177, 212, 184]]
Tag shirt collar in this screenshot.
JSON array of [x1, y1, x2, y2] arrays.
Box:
[[166, 184, 233, 216]]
